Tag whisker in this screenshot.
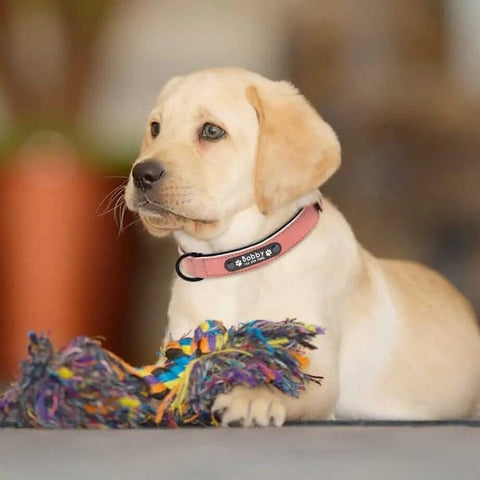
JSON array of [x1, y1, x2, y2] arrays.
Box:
[[104, 188, 125, 213], [112, 195, 126, 226], [97, 194, 124, 218], [118, 202, 126, 232], [97, 200, 125, 218], [118, 202, 129, 236], [117, 200, 126, 227], [99, 184, 124, 206], [109, 191, 127, 215], [97, 183, 126, 214], [118, 217, 140, 235]]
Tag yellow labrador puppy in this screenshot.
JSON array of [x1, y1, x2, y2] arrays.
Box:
[[125, 68, 480, 426]]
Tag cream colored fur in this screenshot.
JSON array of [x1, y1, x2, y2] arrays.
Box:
[[125, 68, 480, 426]]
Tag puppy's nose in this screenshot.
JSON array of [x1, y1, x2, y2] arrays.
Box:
[[132, 159, 164, 192]]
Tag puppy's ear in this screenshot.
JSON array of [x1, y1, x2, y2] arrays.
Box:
[[246, 82, 341, 214]]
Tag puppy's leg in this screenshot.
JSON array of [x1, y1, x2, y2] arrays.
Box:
[[212, 346, 339, 427], [213, 386, 287, 427]]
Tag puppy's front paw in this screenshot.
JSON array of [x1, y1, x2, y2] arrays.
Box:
[[212, 387, 286, 427]]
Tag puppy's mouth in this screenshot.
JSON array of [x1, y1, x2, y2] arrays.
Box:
[[136, 195, 214, 224], [130, 194, 218, 238]]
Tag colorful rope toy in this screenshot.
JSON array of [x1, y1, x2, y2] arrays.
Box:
[[0, 319, 324, 428]]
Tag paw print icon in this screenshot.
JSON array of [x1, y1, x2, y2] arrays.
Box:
[[265, 249, 272, 257], [235, 259, 243, 267]]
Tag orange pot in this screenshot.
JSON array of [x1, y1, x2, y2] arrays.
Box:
[[0, 140, 135, 377]]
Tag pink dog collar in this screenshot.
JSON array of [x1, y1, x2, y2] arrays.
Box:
[[175, 201, 322, 281]]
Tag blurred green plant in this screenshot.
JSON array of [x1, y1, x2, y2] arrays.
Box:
[[0, 0, 133, 171]]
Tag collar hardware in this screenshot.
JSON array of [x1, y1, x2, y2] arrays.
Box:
[[175, 201, 322, 282]]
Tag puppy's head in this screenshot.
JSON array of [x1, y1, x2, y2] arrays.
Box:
[[125, 68, 340, 239]]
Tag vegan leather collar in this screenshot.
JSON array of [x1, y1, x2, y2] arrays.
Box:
[[175, 201, 322, 282]]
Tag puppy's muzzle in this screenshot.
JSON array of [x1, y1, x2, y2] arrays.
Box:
[[132, 159, 164, 192]]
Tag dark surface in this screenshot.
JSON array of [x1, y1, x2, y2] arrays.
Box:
[[1, 423, 479, 480]]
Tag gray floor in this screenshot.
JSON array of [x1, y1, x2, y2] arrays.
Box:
[[1, 424, 479, 480]]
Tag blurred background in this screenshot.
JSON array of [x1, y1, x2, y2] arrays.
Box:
[[0, 0, 479, 379]]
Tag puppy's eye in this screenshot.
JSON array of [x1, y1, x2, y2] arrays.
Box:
[[201, 123, 225, 141], [150, 121, 160, 138]]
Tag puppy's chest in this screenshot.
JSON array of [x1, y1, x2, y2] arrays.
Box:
[[167, 268, 319, 337]]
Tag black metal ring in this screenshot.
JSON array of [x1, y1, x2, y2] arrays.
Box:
[[175, 252, 204, 282]]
